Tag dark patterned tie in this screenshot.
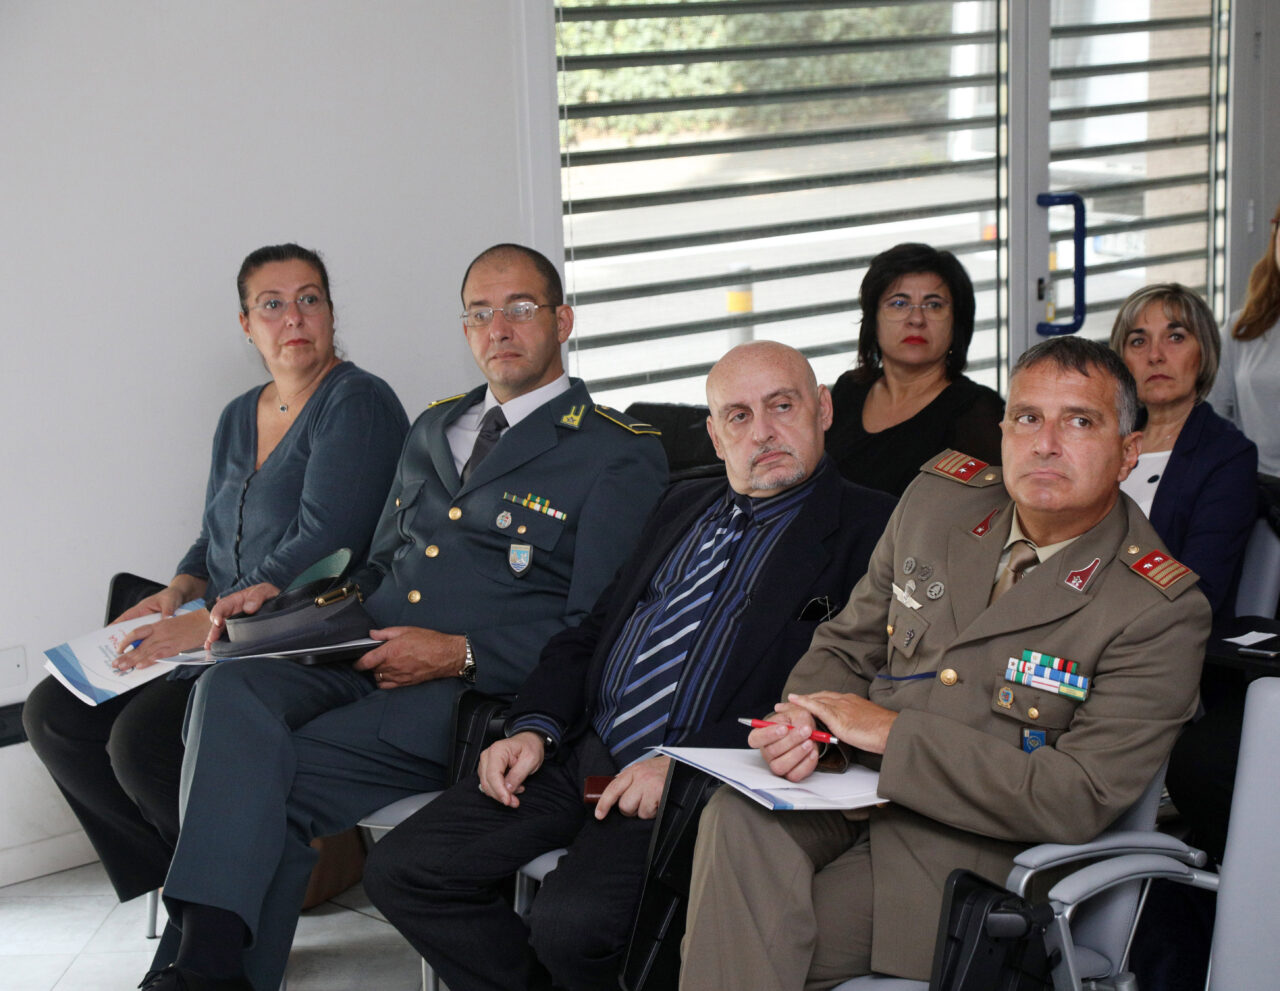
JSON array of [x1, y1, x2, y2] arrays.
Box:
[[604, 502, 751, 767], [461, 406, 508, 484]]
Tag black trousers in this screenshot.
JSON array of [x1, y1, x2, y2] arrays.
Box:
[[364, 732, 654, 991], [23, 673, 193, 901]]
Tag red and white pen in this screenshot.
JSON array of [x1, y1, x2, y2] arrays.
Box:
[[737, 717, 836, 744]]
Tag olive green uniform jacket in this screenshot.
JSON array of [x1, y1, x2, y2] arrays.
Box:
[[784, 454, 1211, 979]]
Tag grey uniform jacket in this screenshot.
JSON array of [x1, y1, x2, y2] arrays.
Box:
[[785, 452, 1212, 979], [351, 378, 668, 761]]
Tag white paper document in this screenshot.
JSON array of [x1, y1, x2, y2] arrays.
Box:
[[43, 601, 211, 706], [1224, 630, 1276, 647], [657, 746, 885, 811]]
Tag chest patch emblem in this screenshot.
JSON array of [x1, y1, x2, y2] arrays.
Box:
[[508, 543, 532, 576]]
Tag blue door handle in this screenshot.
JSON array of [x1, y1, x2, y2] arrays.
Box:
[[1036, 192, 1086, 336]]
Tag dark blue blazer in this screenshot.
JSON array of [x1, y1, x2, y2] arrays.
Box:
[[1149, 400, 1257, 621], [507, 458, 896, 751]]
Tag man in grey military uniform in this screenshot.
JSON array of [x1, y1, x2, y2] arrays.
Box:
[[139, 244, 668, 991], [680, 336, 1212, 988]]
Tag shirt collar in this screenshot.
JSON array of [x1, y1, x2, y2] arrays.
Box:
[[1007, 511, 1081, 565], [480, 373, 571, 429]]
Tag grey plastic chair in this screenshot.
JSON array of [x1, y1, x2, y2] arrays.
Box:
[[1044, 677, 1280, 991], [356, 791, 442, 991], [1234, 517, 1280, 618]]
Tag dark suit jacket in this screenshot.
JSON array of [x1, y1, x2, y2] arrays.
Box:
[[506, 459, 896, 751], [1149, 400, 1257, 621]]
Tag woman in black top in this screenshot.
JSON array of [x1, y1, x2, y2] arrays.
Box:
[[825, 243, 1004, 496]]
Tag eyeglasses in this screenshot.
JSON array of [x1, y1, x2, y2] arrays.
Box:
[[249, 293, 328, 321], [460, 301, 554, 328], [880, 298, 952, 321]]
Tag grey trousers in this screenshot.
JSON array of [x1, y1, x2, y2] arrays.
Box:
[[680, 787, 874, 991], [163, 658, 455, 991]]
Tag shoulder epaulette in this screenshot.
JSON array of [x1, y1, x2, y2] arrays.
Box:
[[427, 393, 467, 409], [590, 405, 662, 436], [922, 450, 1002, 486], [1126, 546, 1197, 599]]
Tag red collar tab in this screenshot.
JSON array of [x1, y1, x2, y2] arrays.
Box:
[[1064, 557, 1101, 592], [971, 507, 999, 537]]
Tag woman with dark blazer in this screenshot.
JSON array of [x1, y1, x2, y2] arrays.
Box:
[[1111, 283, 1257, 622], [1112, 282, 1258, 991]]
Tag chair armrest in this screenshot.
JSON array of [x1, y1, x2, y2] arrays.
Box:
[[1007, 832, 1208, 896], [1047, 854, 1219, 912]]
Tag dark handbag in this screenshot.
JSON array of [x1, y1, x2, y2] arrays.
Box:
[[928, 869, 1053, 991], [209, 549, 375, 664]]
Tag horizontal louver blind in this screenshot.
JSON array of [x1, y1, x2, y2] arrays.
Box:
[[557, 0, 1002, 407]]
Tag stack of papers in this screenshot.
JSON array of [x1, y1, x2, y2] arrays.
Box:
[[657, 746, 886, 811]]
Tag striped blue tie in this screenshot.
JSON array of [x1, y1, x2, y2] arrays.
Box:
[[604, 502, 750, 767]]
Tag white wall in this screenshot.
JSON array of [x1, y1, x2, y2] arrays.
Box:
[[0, 0, 560, 883]]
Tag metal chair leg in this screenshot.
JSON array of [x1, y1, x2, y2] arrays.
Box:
[[145, 889, 159, 939]]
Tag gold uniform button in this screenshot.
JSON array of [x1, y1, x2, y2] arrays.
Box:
[[395, 497, 401, 507], [517, 525, 527, 534], [448, 507, 462, 521], [886, 624, 895, 636], [939, 668, 958, 686], [425, 545, 440, 558], [407, 590, 421, 604], [1127, 545, 1140, 555], [1027, 706, 1040, 720], [983, 473, 996, 481]]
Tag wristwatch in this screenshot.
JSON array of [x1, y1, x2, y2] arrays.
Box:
[[459, 635, 476, 683]]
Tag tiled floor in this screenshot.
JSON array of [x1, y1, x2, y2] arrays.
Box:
[[0, 863, 428, 991]]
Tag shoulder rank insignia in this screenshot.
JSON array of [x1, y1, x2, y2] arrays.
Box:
[[925, 450, 1000, 485], [1129, 549, 1193, 594], [427, 393, 467, 409], [592, 405, 662, 436]]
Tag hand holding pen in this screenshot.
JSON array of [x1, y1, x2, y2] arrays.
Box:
[[737, 717, 836, 744]]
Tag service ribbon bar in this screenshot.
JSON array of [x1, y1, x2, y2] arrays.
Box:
[[1020, 649, 1078, 674], [502, 491, 567, 521], [1005, 658, 1089, 701]]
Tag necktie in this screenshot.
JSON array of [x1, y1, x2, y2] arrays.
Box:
[[603, 502, 751, 768], [989, 539, 1039, 605], [461, 406, 507, 484]]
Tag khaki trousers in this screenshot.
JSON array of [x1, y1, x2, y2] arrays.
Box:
[[680, 786, 875, 991]]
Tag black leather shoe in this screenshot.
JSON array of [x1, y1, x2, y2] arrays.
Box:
[[137, 964, 253, 991]]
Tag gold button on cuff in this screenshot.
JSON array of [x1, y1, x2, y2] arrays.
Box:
[[939, 668, 958, 686], [886, 624, 895, 636], [407, 590, 421, 604], [1127, 545, 1140, 555], [448, 507, 462, 521], [1027, 707, 1040, 720], [517, 525, 527, 534], [425, 545, 440, 558]]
